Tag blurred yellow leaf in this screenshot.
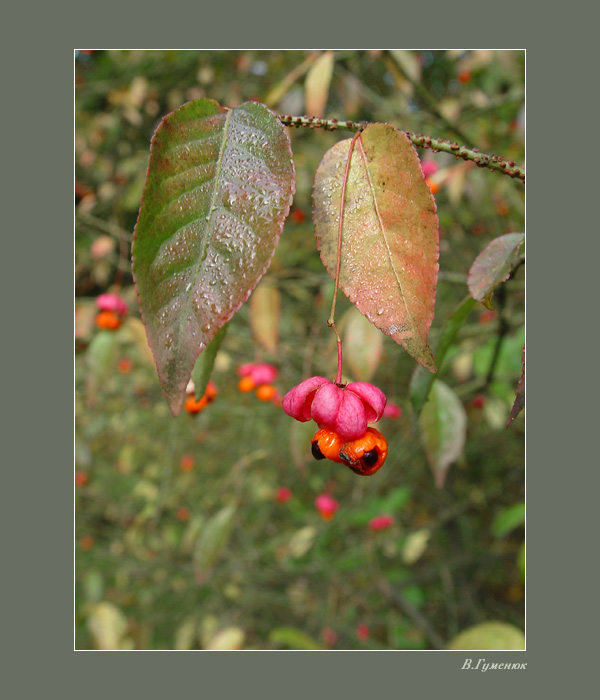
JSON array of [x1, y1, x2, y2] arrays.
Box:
[[265, 53, 318, 108], [174, 616, 198, 650], [402, 529, 431, 565], [447, 621, 525, 650], [305, 51, 335, 118], [389, 50, 421, 82], [204, 626, 245, 650], [288, 526, 317, 559], [250, 278, 280, 355], [86, 602, 130, 650], [343, 307, 384, 382]]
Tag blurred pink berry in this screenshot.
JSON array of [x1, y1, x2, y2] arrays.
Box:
[[321, 627, 338, 647], [421, 161, 439, 178], [356, 624, 370, 641], [96, 293, 128, 317], [238, 362, 278, 385], [383, 402, 402, 419], [315, 493, 339, 520], [275, 487, 292, 504], [369, 515, 394, 531], [283, 377, 387, 441]]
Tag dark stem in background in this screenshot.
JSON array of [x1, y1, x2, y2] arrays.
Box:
[[485, 285, 509, 389], [484, 255, 525, 389]]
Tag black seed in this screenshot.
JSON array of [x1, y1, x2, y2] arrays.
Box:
[[311, 441, 326, 460], [362, 449, 379, 467]]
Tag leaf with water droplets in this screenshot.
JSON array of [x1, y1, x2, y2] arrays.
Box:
[[132, 99, 295, 414], [467, 233, 524, 309], [313, 123, 439, 372]]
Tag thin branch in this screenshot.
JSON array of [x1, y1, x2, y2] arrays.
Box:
[[380, 580, 447, 650], [277, 114, 525, 183]]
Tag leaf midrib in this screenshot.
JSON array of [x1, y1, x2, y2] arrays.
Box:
[[175, 108, 233, 361], [356, 135, 414, 333]]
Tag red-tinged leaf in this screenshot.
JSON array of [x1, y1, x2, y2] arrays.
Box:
[[313, 123, 439, 372], [132, 99, 295, 415], [419, 380, 466, 488], [250, 277, 281, 354], [507, 345, 525, 427], [468, 233, 525, 309], [305, 50, 335, 118]]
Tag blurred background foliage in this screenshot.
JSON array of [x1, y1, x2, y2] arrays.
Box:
[[75, 50, 525, 650]]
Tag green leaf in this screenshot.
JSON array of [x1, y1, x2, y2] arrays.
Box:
[[350, 486, 411, 525], [468, 232, 524, 309], [492, 502, 525, 538], [132, 98, 295, 415], [193, 505, 236, 584], [313, 123, 439, 372], [85, 331, 119, 401], [447, 622, 525, 650], [507, 345, 525, 427], [517, 541, 525, 583], [190, 321, 228, 400], [269, 627, 322, 650], [410, 296, 476, 417], [419, 381, 467, 488]]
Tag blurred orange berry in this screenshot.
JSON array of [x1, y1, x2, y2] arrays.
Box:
[[290, 208, 307, 224], [238, 375, 256, 393], [184, 395, 208, 414], [255, 384, 278, 402], [184, 380, 217, 414], [180, 455, 195, 472], [205, 380, 218, 401], [478, 310, 498, 324], [458, 70, 471, 84], [75, 471, 89, 487], [425, 178, 440, 195], [96, 310, 122, 331], [496, 202, 509, 216], [80, 536, 94, 551], [117, 357, 133, 373], [176, 506, 190, 522]]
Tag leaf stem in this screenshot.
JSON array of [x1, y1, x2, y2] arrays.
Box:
[[328, 128, 363, 385], [278, 115, 525, 183]]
